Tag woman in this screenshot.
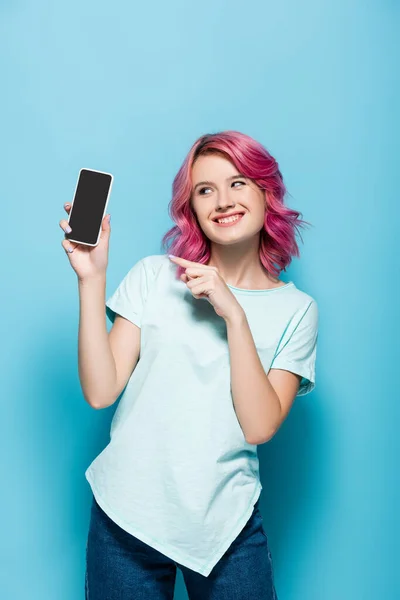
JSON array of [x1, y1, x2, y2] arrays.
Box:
[[61, 130, 318, 599]]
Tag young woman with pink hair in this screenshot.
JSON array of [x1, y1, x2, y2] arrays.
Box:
[[61, 130, 318, 599]]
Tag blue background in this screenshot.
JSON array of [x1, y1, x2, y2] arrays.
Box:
[[1, 1, 398, 598]]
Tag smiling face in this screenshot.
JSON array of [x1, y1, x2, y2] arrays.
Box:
[[190, 152, 266, 246]]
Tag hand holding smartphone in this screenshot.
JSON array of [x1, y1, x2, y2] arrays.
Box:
[[60, 168, 113, 281]]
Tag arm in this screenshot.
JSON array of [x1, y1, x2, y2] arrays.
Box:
[[78, 275, 141, 409], [226, 309, 300, 445]]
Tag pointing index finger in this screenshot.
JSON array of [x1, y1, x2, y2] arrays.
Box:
[[168, 255, 202, 267]]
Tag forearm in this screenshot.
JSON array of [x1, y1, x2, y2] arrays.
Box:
[[78, 275, 117, 408], [225, 309, 281, 444]]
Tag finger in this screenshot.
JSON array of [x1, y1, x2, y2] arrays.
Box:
[[100, 214, 111, 239], [64, 203, 72, 213], [181, 274, 212, 301], [61, 239, 77, 254], [184, 266, 211, 278], [168, 255, 209, 268], [190, 282, 211, 299], [186, 274, 210, 290], [59, 218, 72, 234]]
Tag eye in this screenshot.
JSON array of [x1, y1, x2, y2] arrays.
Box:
[[198, 187, 212, 195], [198, 181, 245, 195]]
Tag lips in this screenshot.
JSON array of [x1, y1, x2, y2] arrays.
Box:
[[212, 211, 245, 222]]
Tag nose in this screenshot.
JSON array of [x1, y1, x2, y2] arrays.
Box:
[[216, 190, 235, 212]]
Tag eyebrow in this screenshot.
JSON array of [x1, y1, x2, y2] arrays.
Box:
[[193, 174, 246, 191]]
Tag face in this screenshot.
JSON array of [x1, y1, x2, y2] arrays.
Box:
[[190, 153, 266, 246]]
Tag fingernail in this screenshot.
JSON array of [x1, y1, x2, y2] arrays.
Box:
[[65, 203, 70, 208], [64, 225, 72, 233], [108, 214, 111, 222], [168, 254, 176, 258]]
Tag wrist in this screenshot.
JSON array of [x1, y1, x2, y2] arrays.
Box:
[[224, 306, 246, 327], [78, 273, 106, 286]]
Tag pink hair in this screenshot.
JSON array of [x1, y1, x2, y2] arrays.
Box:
[[161, 130, 311, 280]]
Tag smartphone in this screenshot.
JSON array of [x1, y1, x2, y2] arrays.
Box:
[[65, 168, 113, 246]]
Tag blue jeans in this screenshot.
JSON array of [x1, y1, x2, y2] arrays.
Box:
[[85, 494, 278, 599]]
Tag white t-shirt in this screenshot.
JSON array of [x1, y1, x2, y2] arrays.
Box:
[[85, 254, 318, 576]]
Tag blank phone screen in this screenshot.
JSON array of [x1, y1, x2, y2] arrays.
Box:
[[65, 169, 112, 245]]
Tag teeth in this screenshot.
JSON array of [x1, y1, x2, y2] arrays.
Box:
[[217, 214, 242, 224]]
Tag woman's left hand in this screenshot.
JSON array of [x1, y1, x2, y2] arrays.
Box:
[[168, 255, 244, 322]]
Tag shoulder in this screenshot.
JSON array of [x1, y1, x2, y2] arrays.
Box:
[[139, 253, 170, 276], [140, 253, 169, 269], [127, 254, 171, 287], [283, 285, 319, 329], [119, 254, 168, 285], [281, 282, 318, 310]]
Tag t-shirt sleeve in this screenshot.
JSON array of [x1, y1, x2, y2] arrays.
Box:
[[105, 258, 149, 328], [269, 300, 319, 396]]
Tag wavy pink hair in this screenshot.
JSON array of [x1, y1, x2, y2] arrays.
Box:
[[161, 130, 311, 280]]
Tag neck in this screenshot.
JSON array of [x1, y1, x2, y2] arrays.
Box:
[[207, 237, 281, 289]]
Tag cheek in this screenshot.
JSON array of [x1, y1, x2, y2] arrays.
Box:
[[192, 199, 211, 222], [259, 208, 267, 228], [190, 201, 201, 220], [255, 192, 267, 217], [248, 205, 267, 231], [247, 191, 266, 220]]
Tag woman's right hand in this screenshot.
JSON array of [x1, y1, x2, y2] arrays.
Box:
[[60, 203, 111, 281]]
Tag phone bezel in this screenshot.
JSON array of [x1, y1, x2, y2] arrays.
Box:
[[66, 167, 113, 247]]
